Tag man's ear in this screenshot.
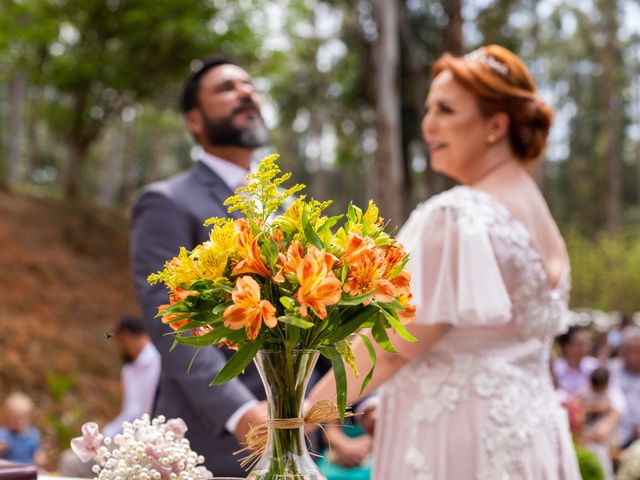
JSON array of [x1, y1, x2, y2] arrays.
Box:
[[488, 111, 510, 142], [184, 109, 203, 137]]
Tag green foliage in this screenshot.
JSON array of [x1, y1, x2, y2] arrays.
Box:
[[45, 372, 83, 451], [565, 227, 640, 312], [575, 445, 605, 480], [0, 0, 262, 196]]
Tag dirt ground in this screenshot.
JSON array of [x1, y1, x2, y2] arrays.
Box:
[[0, 187, 142, 469]]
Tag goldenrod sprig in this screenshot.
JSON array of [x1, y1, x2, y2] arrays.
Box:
[[224, 154, 305, 223]]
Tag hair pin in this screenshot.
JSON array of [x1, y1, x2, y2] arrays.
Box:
[[464, 49, 509, 77]]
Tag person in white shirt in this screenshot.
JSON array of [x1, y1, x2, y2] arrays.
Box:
[[58, 316, 160, 476], [102, 316, 161, 437]]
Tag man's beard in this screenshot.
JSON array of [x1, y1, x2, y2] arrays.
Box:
[[121, 352, 134, 364], [201, 100, 268, 149]]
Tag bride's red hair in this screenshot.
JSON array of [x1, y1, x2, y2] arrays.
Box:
[[433, 45, 553, 161]]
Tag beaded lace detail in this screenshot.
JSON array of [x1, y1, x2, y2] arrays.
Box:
[[380, 186, 571, 480]]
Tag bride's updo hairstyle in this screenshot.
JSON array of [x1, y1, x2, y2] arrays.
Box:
[[432, 44, 553, 161]]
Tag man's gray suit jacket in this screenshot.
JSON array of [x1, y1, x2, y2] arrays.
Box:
[[130, 161, 265, 476]]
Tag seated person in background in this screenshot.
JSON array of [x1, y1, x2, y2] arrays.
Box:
[[58, 315, 161, 476], [609, 326, 640, 449], [102, 316, 161, 437], [580, 367, 622, 480], [0, 392, 46, 466], [554, 325, 599, 395], [580, 366, 613, 430]]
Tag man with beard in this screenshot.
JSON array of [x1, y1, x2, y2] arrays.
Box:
[[103, 316, 161, 438], [130, 57, 271, 476]]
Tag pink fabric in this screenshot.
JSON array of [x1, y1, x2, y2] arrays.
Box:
[[372, 186, 581, 480]]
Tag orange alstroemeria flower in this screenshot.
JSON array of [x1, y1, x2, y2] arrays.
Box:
[[158, 288, 198, 331], [344, 248, 396, 303], [231, 220, 271, 278], [397, 292, 416, 324], [223, 276, 277, 340], [342, 234, 376, 268], [382, 244, 407, 279], [390, 270, 411, 295], [274, 241, 305, 283], [295, 246, 342, 320]]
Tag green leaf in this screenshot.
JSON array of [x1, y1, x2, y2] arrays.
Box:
[[357, 333, 377, 396], [319, 346, 347, 421], [340, 261, 348, 283], [371, 314, 398, 353], [286, 324, 300, 350], [338, 291, 375, 306], [277, 315, 315, 329], [280, 296, 295, 310], [301, 209, 323, 250], [346, 202, 362, 224], [210, 339, 263, 386], [379, 307, 417, 343], [175, 330, 227, 347], [187, 349, 202, 374], [261, 235, 280, 268], [322, 307, 378, 345], [212, 302, 230, 315]]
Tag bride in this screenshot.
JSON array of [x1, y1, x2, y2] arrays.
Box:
[[308, 45, 581, 479]]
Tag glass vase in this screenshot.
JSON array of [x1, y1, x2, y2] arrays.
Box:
[[246, 349, 327, 480]]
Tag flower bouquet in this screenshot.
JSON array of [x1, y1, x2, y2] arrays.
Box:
[[149, 154, 416, 479]]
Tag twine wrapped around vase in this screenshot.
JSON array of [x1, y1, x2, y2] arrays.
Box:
[[235, 400, 358, 470]]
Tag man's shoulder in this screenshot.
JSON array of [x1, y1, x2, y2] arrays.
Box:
[[138, 165, 199, 200]]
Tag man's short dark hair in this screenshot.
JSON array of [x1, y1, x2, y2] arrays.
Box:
[[115, 315, 147, 336], [180, 55, 238, 113]]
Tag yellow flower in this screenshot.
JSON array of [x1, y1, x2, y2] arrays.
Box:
[[224, 153, 305, 221], [223, 276, 277, 340], [147, 247, 200, 290], [194, 243, 227, 282], [208, 218, 237, 256], [295, 246, 342, 319]]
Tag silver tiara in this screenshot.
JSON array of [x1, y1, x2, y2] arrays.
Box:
[[464, 49, 509, 77]]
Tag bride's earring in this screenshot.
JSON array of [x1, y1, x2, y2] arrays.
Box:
[[487, 134, 496, 144]]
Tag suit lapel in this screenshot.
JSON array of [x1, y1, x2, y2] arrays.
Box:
[[192, 161, 243, 220]]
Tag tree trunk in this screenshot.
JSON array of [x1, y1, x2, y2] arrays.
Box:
[[444, 0, 463, 54], [65, 138, 90, 200], [26, 91, 41, 182], [599, 0, 622, 235], [8, 70, 27, 183], [99, 122, 125, 206], [372, 0, 404, 227]]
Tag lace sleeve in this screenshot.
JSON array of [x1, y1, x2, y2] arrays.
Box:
[[398, 199, 512, 327]]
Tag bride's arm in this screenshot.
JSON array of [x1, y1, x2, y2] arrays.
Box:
[[308, 322, 451, 406]]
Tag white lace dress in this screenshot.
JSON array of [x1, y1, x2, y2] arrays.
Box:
[[372, 186, 581, 480]]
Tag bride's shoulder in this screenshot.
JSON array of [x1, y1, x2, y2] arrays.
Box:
[[411, 185, 485, 217]]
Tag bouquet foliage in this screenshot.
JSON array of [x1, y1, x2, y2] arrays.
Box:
[[149, 154, 416, 417]]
